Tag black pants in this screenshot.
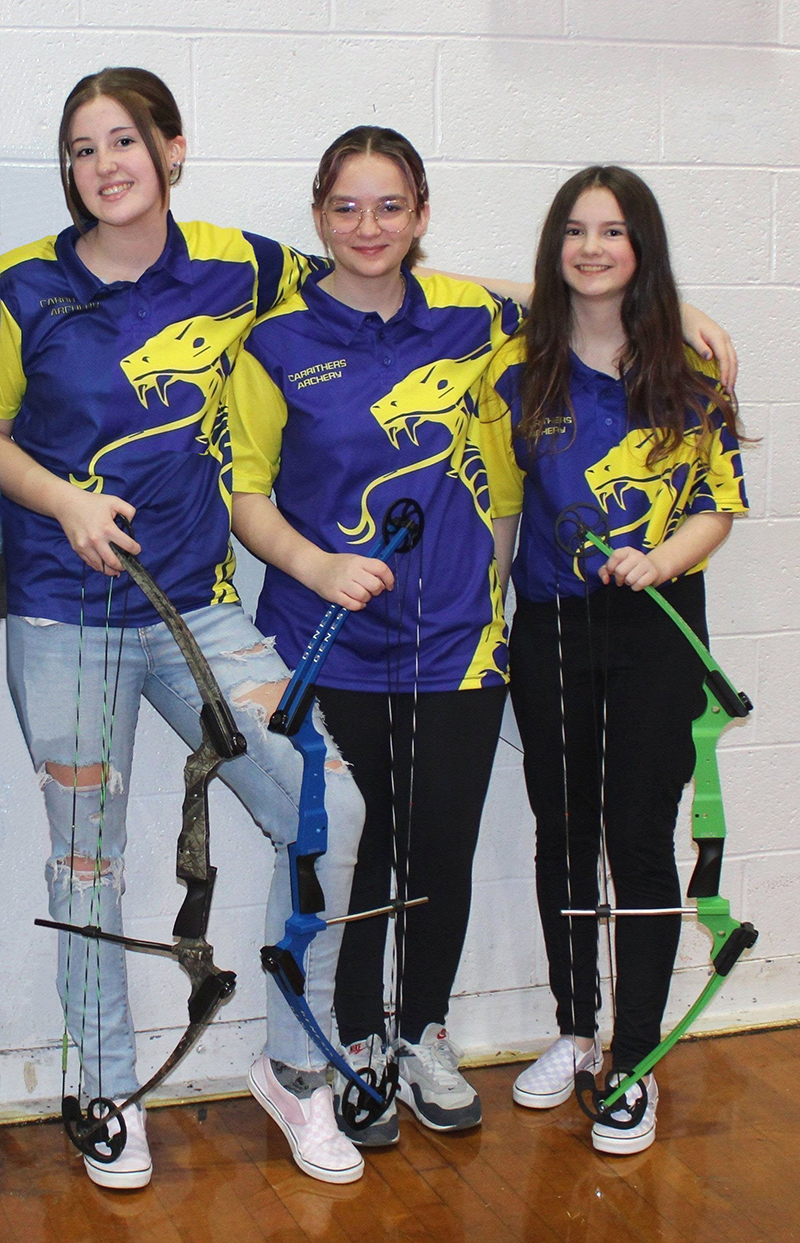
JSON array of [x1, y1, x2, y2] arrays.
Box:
[[509, 575, 708, 1069], [315, 684, 507, 1045]]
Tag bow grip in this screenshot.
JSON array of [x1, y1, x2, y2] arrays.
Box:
[[173, 866, 216, 939], [293, 851, 326, 915], [687, 840, 723, 899]]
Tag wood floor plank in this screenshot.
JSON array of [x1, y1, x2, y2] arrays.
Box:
[[3, 1030, 800, 1243]]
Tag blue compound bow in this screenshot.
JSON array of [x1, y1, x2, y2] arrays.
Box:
[[262, 497, 425, 1129]]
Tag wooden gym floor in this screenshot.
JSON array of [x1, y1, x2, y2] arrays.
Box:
[[0, 1026, 797, 1243]]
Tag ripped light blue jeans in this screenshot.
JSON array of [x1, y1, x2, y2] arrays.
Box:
[[6, 604, 364, 1101]]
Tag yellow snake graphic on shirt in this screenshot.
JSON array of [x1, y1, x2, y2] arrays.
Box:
[[338, 342, 505, 688], [584, 425, 745, 549], [339, 344, 495, 544], [68, 301, 253, 496]]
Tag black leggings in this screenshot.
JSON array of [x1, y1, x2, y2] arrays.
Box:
[[315, 684, 507, 1045], [509, 575, 708, 1069]]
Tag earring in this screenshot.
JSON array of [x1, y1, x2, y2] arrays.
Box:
[[169, 161, 183, 186]]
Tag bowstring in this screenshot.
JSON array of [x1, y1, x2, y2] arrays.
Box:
[[62, 569, 87, 1109], [382, 523, 424, 1064], [67, 566, 129, 1112], [556, 550, 614, 1083], [583, 571, 615, 1035]]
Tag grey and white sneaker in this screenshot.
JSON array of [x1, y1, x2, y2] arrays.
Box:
[[396, 1023, 481, 1131], [513, 1035, 603, 1109], [333, 1035, 399, 1147]]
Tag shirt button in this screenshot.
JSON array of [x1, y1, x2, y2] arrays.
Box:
[[605, 418, 612, 425], [138, 309, 147, 319], [383, 356, 393, 366]]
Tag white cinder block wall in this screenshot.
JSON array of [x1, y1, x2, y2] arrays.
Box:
[[1, 1, 798, 1117]]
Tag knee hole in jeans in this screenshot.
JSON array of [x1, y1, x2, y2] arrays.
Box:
[[41, 761, 124, 795]]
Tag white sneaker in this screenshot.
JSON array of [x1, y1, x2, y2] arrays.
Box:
[[513, 1036, 603, 1109], [591, 1074, 658, 1154], [333, 1035, 399, 1147], [248, 1055, 364, 1183], [396, 1024, 481, 1131], [83, 1101, 153, 1190]]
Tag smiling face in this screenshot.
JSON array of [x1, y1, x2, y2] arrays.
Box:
[[313, 152, 429, 283], [68, 94, 185, 234], [561, 186, 637, 306]]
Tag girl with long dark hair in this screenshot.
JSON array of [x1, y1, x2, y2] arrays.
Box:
[[479, 165, 747, 1154]]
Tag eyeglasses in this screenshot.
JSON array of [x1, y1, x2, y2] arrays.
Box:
[[323, 198, 415, 234]]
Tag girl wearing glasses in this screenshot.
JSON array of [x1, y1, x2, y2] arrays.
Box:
[[226, 131, 736, 1149], [228, 126, 516, 1146], [477, 166, 747, 1154]]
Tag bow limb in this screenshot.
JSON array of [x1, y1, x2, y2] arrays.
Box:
[[39, 542, 244, 1159], [563, 518, 757, 1117], [262, 499, 424, 1125]]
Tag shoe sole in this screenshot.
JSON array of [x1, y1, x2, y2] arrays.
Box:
[[396, 1079, 482, 1132], [248, 1068, 364, 1184], [512, 1080, 576, 1109], [332, 1094, 400, 1147], [591, 1117, 657, 1155], [84, 1157, 153, 1190]]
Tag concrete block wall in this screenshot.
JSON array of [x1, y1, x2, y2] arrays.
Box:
[[1, 0, 797, 1116]]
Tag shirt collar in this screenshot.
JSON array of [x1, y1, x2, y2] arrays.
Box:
[[300, 265, 433, 345], [55, 212, 193, 302], [569, 348, 625, 393]]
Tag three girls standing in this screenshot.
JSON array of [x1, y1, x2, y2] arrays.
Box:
[[0, 60, 743, 1189]]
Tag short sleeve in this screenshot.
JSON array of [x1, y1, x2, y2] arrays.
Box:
[[476, 339, 526, 518], [0, 297, 26, 420], [226, 341, 288, 496]]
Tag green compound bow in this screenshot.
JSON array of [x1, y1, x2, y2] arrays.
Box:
[[555, 505, 757, 1126]]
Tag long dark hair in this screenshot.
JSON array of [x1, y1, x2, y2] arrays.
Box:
[[312, 125, 428, 267], [518, 165, 738, 462], [59, 67, 184, 230]]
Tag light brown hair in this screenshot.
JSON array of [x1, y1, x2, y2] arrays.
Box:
[[313, 126, 429, 267], [59, 67, 183, 230]]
